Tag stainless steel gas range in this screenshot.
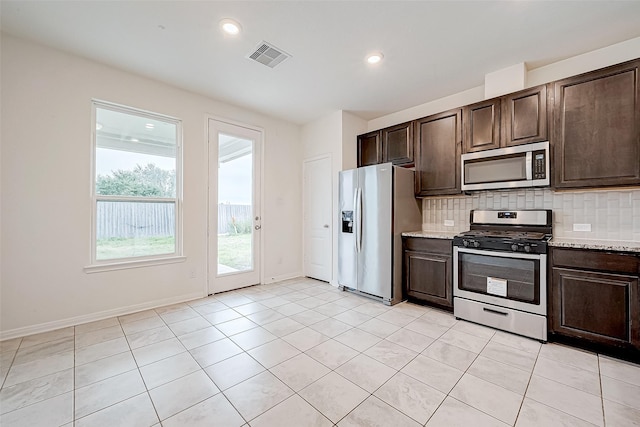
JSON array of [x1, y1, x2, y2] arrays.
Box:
[[452, 210, 552, 342]]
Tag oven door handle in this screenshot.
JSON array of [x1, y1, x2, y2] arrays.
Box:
[[454, 246, 545, 260], [483, 307, 509, 316]]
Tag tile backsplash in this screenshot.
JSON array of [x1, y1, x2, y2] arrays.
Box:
[[421, 188, 640, 242]]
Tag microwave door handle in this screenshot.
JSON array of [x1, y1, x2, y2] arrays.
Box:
[[526, 151, 533, 180]]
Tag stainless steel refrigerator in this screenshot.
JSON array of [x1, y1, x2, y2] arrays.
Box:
[[338, 163, 422, 305]]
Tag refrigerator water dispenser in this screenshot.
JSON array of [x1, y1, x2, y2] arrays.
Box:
[[341, 211, 353, 233]]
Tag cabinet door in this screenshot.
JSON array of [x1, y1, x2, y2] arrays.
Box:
[[551, 267, 639, 348], [357, 131, 381, 167], [463, 98, 501, 153], [415, 109, 462, 196], [501, 85, 548, 147], [553, 59, 640, 189], [382, 122, 414, 166], [405, 250, 452, 309]]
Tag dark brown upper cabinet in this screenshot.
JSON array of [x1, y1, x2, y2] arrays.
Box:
[[463, 85, 549, 153], [357, 121, 413, 167], [415, 109, 462, 196], [463, 98, 501, 153], [382, 122, 414, 166], [501, 84, 548, 147], [357, 130, 381, 167], [553, 59, 640, 189]]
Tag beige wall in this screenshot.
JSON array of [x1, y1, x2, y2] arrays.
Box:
[[368, 36, 640, 131], [301, 111, 366, 285], [0, 35, 303, 338]]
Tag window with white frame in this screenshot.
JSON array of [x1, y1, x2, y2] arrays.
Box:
[[91, 101, 182, 264]]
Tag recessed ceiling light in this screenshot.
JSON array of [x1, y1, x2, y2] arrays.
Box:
[[130, 138, 139, 142], [366, 52, 384, 64], [145, 123, 155, 129], [220, 18, 242, 36]]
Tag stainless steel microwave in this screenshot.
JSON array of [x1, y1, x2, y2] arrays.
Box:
[[461, 141, 550, 191]]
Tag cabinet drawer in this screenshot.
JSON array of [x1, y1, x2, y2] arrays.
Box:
[[454, 297, 546, 341], [404, 237, 452, 254], [552, 248, 640, 274]]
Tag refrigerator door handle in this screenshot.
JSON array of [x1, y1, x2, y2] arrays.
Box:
[[356, 187, 363, 253], [352, 188, 359, 253]]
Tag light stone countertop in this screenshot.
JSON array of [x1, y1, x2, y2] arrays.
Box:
[[402, 232, 640, 253], [402, 230, 458, 240], [549, 238, 640, 253]]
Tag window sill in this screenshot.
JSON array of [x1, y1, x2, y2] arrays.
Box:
[[84, 256, 186, 274]]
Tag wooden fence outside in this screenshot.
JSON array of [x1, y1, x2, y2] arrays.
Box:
[[217, 204, 253, 234], [96, 202, 251, 239]]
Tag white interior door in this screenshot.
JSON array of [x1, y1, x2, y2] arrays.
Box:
[[303, 155, 332, 282], [208, 119, 262, 294]]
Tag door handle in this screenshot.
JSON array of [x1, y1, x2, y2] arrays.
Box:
[[525, 151, 532, 180], [254, 225, 261, 230], [323, 224, 329, 228], [353, 189, 359, 253], [356, 188, 363, 253], [483, 307, 509, 316]]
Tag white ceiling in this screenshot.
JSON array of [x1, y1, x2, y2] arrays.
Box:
[[2, 1, 640, 125]]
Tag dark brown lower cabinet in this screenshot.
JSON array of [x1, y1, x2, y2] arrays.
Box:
[[403, 237, 452, 310], [550, 247, 640, 354]]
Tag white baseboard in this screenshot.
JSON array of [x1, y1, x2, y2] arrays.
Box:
[[0, 291, 205, 341], [262, 271, 303, 285]]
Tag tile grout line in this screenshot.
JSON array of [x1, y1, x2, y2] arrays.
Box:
[[4, 280, 638, 426], [598, 355, 606, 427], [72, 326, 76, 426], [520, 352, 607, 427], [511, 337, 543, 426], [72, 316, 150, 426], [430, 328, 514, 426], [0, 340, 21, 390], [403, 320, 456, 427], [355, 309, 460, 427]]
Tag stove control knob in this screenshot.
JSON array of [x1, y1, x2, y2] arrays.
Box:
[[473, 241, 480, 248], [524, 245, 531, 253], [463, 239, 469, 247], [511, 244, 519, 252]]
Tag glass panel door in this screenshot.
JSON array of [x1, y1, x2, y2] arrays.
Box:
[[457, 251, 540, 304], [208, 119, 261, 294], [217, 133, 253, 275]]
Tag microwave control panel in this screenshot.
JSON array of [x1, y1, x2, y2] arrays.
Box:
[[533, 150, 546, 179]]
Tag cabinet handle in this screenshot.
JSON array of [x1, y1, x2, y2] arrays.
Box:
[[483, 307, 509, 316]]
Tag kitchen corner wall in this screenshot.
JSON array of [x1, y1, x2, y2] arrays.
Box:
[[422, 188, 640, 242], [1, 34, 303, 338]]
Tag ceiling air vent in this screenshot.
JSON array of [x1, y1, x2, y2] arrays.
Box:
[[247, 41, 290, 68]]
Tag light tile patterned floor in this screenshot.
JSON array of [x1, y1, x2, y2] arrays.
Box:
[[1, 277, 639, 426]]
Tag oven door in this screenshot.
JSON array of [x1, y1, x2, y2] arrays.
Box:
[[453, 246, 546, 315]]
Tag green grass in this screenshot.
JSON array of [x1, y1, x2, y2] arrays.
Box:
[[96, 234, 252, 271], [97, 236, 176, 260], [218, 233, 252, 271]]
